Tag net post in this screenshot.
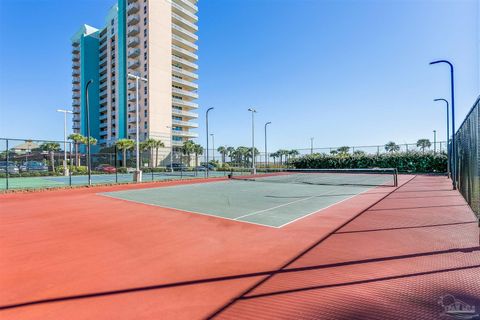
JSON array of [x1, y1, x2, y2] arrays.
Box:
[[394, 168, 398, 187], [5, 139, 9, 190]]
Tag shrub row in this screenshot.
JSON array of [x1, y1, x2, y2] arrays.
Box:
[[290, 152, 447, 173]]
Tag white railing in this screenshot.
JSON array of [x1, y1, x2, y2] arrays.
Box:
[[172, 34, 197, 51], [172, 88, 198, 99], [172, 98, 198, 108], [172, 55, 198, 69], [171, 12, 198, 32], [172, 109, 198, 118], [172, 119, 199, 127], [172, 44, 198, 60], [172, 66, 198, 79]]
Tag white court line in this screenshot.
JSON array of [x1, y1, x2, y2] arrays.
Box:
[[233, 195, 318, 220], [98, 192, 281, 229]]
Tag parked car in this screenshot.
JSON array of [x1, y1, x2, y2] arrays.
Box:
[[199, 163, 216, 171], [94, 164, 117, 173], [20, 161, 48, 172], [0, 161, 20, 174], [166, 163, 188, 171]]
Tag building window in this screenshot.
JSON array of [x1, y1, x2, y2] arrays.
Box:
[[144, 98, 147, 106], [144, 64, 147, 72], [144, 110, 147, 117], [144, 86, 147, 94], [144, 17, 147, 26], [144, 52, 147, 60], [111, 19, 114, 26], [144, 40, 147, 49], [144, 6, 147, 14], [144, 29, 147, 37], [144, 122, 147, 129], [173, 136, 182, 141]]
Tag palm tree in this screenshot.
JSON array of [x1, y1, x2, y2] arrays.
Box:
[[68, 133, 85, 166], [236, 146, 250, 166], [217, 146, 227, 164], [353, 150, 366, 156], [152, 139, 165, 167], [337, 146, 350, 155], [330, 150, 338, 155], [288, 150, 300, 161], [140, 138, 157, 168], [116, 139, 135, 168], [226, 146, 235, 162], [40, 142, 61, 172], [416, 139, 431, 153], [270, 151, 278, 165], [384, 141, 400, 153], [182, 140, 196, 166], [193, 144, 204, 167]]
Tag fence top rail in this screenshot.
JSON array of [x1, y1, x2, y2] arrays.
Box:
[[0, 137, 71, 144]]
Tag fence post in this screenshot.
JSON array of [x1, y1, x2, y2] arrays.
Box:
[[5, 139, 9, 190], [69, 142, 72, 186], [115, 145, 118, 183]]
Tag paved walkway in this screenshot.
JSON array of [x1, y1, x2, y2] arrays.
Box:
[[212, 175, 480, 319]]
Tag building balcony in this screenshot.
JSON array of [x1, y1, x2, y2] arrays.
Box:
[[172, 140, 184, 147], [99, 81, 108, 90], [172, 88, 198, 99], [172, 108, 198, 118], [100, 122, 108, 129], [72, 93, 80, 99], [73, 123, 81, 129], [171, 2, 198, 22], [176, 0, 198, 13], [72, 42, 80, 53], [128, 82, 137, 91], [100, 65, 108, 75], [73, 106, 80, 114], [172, 34, 197, 51], [172, 130, 198, 138], [100, 97, 108, 105], [72, 84, 80, 92], [171, 12, 198, 32], [99, 105, 108, 113], [172, 44, 198, 61], [128, 117, 137, 124], [72, 77, 80, 84], [128, 37, 140, 47], [128, 48, 140, 58], [172, 98, 198, 108], [128, 59, 140, 69], [172, 55, 198, 70], [127, 94, 138, 102], [72, 62, 80, 69], [99, 90, 108, 99], [172, 24, 198, 43], [128, 127, 137, 134], [127, 14, 139, 26], [127, 25, 140, 36], [72, 53, 80, 61], [99, 114, 108, 121], [172, 77, 198, 90], [73, 99, 80, 106], [172, 66, 198, 80], [128, 105, 136, 112], [127, 2, 139, 14], [72, 69, 80, 76], [172, 119, 198, 128], [73, 114, 81, 121]]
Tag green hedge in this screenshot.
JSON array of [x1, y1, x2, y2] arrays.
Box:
[[290, 152, 447, 173]]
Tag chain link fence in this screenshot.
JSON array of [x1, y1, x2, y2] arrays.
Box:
[[454, 96, 479, 217]]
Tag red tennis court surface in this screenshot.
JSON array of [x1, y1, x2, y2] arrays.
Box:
[[0, 175, 479, 319]]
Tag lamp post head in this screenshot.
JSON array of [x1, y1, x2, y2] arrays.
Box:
[[266, 121, 272, 126], [248, 108, 257, 113]]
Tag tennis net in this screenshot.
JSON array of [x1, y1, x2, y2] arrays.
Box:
[[229, 168, 398, 187]]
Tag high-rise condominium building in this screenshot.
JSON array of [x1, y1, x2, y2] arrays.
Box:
[[71, 0, 198, 162]]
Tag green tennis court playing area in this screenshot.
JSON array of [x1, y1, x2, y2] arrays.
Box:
[[101, 171, 394, 227]]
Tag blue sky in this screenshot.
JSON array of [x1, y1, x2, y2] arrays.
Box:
[[0, 0, 478, 152]]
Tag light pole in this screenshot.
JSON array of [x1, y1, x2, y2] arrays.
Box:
[[56, 109, 73, 176], [166, 125, 173, 172], [310, 137, 314, 154], [206, 107, 214, 177], [128, 73, 148, 182], [433, 130, 437, 154], [430, 60, 456, 190], [264, 121, 271, 167], [210, 133, 215, 162], [434, 98, 450, 178], [85, 79, 93, 186], [248, 108, 257, 174]]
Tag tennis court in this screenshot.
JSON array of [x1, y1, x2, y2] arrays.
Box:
[[102, 169, 396, 227]]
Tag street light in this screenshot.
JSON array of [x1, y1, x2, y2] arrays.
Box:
[[433, 130, 437, 154], [206, 107, 214, 177], [128, 73, 148, 182], [430, 60, 456, 189], [248, 108, 257, 174], [434, 98, 450, 178], [210, 133, 215, 162], [264, 121, 271, 167], [85, 79, 93, 186], [56, 109, 73, 176], [310, 137, 314, 154]]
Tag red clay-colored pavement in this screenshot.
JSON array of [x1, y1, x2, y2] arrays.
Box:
[[0, 175, 478, 319]]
